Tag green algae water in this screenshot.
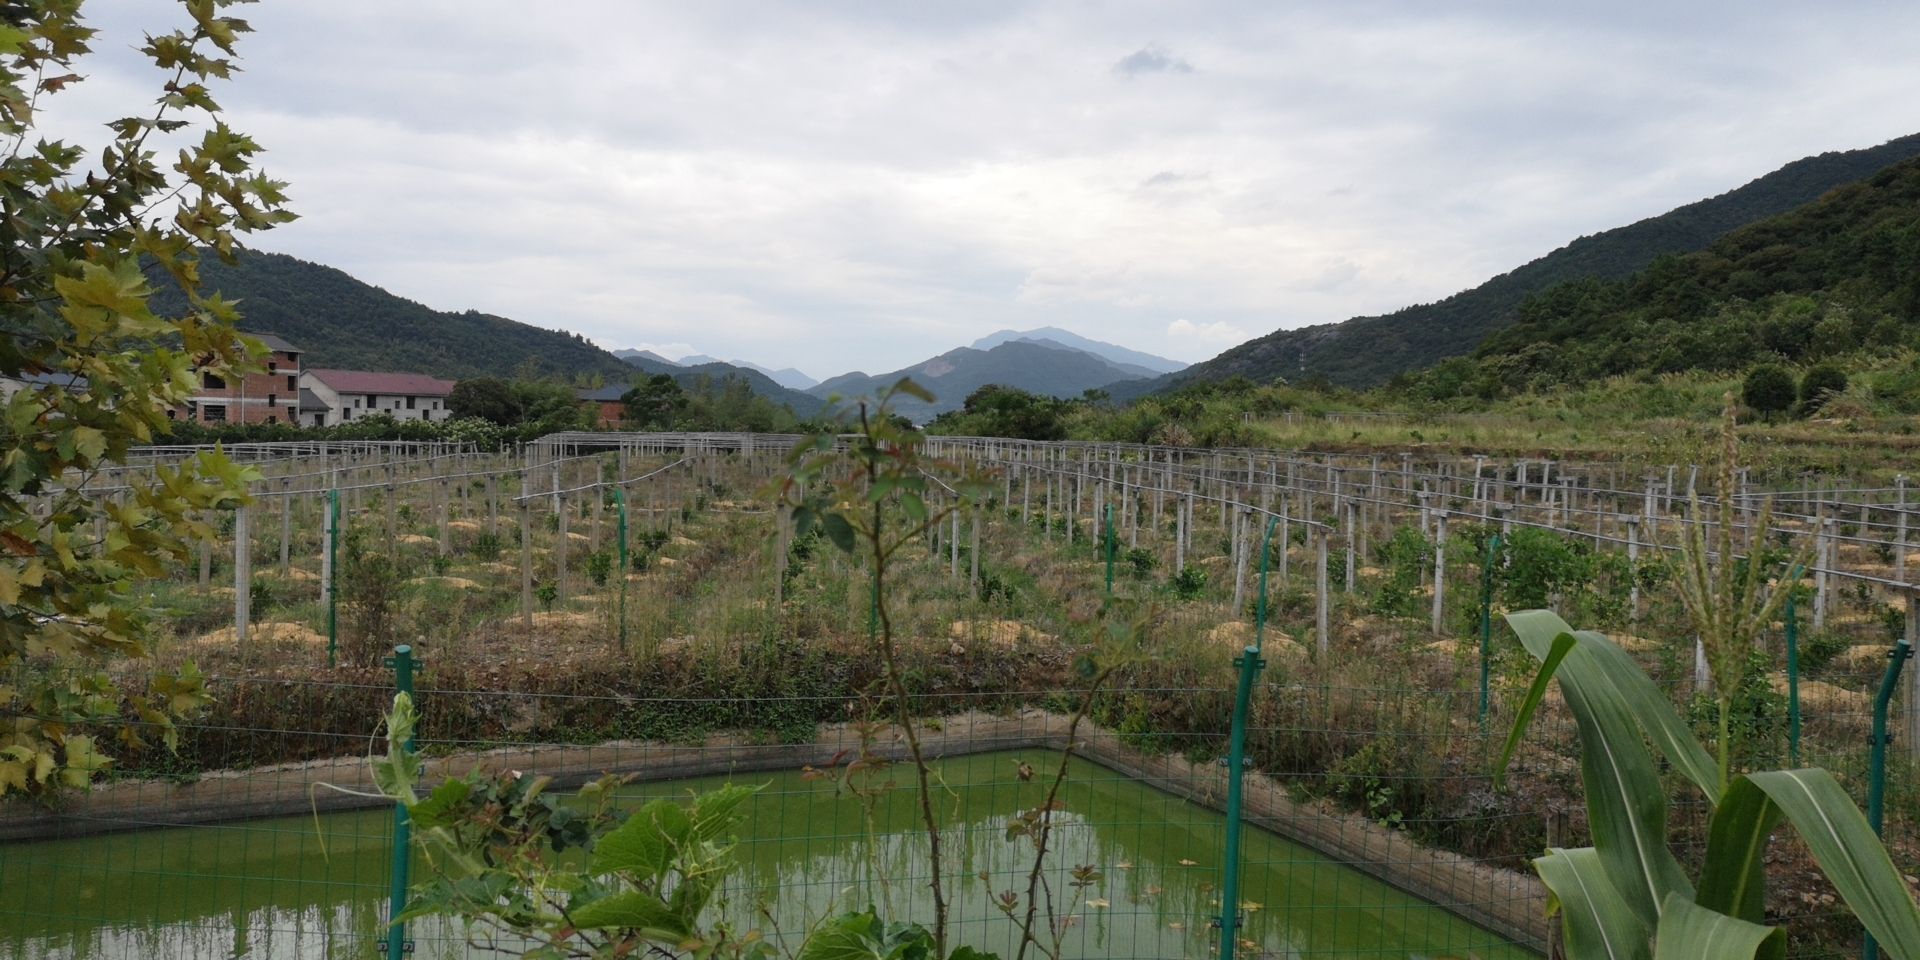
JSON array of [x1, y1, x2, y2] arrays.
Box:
[[0, 752, 1534, 959]]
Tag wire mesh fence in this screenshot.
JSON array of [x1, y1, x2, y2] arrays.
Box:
[[7, 433, 1920, 958]]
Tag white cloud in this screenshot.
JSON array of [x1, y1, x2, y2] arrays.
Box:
[[1168, 318, 1247, 344], [50, 2, 1920, 376]]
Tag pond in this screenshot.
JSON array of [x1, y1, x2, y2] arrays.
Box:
[[0, 751, 1534, 959]]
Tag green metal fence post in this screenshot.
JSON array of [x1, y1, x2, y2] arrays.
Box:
[[1221, 515, 1276, 960], [326, 489, 339, 669], [383, 645, 416, 959], [1478, 533, 1500, 731], [1866, 638, 1911, 960], [614, 488, 629, 651], [1785, 566, 1802, 765], [1104, 502, 1115, 599]]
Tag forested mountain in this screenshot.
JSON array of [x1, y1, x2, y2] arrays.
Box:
[[147, 250, 824, 417], [149, 251, 637, 381], [808, 339, 1147, 419], [1409, 155, 1920, 398], [616, 352, 826, 416], [969, 326, 1188, 374], [1126, 132, 1920, 395]]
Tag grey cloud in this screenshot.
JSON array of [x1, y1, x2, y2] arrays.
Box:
[[1113, 44, 1193, 77], [46, 0, 1920, 375]]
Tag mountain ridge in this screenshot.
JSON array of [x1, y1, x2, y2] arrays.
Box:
[[1126, 131, 1920, 396]]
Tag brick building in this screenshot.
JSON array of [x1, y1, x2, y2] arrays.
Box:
[[182, 332, 304, 425]]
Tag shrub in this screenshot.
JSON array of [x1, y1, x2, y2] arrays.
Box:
[[1170, 565, 1208, 600], [1798, 363, 1850, 413], [1740, 363, 1796, 418]]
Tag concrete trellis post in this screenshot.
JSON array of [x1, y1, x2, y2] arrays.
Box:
[[520, 500, 533, 627], [1344, 500, 1357, 593], [1175, 492, 1187, 574], [1315, 528, 1330, 655], [969, 506, 981, 597], [233, 505, 251, 649], [279, 477, 293, 575], [1814, 517, 1831, 631], [1626, 516, 1642, 621], [198, 512, 212, 589], [437, 479, 452, 556], [556, 494, 569, 608], [1230, 509, 1249, 613], [950, 506, 961, 577], [1898, 475, 1910, 583], [486, 474, 498, 539], [1431, 512, 1447, 636]]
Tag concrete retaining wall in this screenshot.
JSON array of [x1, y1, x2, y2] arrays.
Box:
[[0, 709, 1548, 948]]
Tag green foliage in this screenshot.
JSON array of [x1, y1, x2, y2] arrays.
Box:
[[339, 533, 406, 667], [1740, 364, 1797, 418], [622, 373, 688, 429], [927, 384, 1071, 441], [145, 251, 640, 382], [587, 550, 613, 588], [1500, 610, 1920, 958], [1412, 157, 1920, 400], [1122, 547, 1157, 578], [1170, 565, 1208, 600], [535, 580, 558, 612], [1798, 363, 1850, 413], [0, 0, 288, 796], [1370, 525, 1430, 618]]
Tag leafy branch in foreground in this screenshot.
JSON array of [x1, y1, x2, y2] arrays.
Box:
[[1, 0, 291, 797]]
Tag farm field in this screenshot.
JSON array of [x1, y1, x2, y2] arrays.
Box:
[[3, 430, 1916, 959]]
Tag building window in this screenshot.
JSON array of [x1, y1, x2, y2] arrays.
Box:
[[406, 395, 416, 410], [266, 415, 277, 424], [203, 404, 227, 422], [267, 393, 277, 407], [342, 407, 351, 420], [203, 373, 225, 389], [353, 396, 362, 408], [166, 408, 176, 420], [286, 374, 296, 391], [267, 360, 277, 372]]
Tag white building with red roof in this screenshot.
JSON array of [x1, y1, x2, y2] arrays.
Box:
[[299, 368, 458, 427]]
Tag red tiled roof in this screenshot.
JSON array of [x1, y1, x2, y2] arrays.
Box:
[[305, 369, 456, 396]]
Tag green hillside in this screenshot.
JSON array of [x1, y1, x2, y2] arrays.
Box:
[[147, 250, 639, 381], [1133, 132, 1920, 394], [1411, 155, 1920, 399]]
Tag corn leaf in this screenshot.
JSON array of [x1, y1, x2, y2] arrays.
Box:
[[1697, 776, 1784, 922], [1743, 770, 1920, 960], [1652, 893, 1783, 960], [1507, 610, 1695, 926], [1535, 846, 1651, 960]]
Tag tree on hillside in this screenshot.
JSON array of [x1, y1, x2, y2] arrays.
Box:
[[448, 377, 517, 424], [1, 1, 294, 795], [1740, 364, 1797, 420], [1799, 363, 1850, 414], [622, 374, 687, 429]]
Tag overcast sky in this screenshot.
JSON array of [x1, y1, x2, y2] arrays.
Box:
[[55, 2, 1920, 378]]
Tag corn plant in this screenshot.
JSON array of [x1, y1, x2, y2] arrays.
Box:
[[1496, 609, 1920, 958]]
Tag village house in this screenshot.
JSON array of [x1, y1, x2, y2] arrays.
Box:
[[181, 332, 304, 425], [300, 369, 458, 427], [576, 384, 630, 428]]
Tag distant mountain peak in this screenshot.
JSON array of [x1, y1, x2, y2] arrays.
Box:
[[969, 327, 1187, 375]]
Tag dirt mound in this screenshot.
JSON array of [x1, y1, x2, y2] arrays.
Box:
[[1209, 621, 1302, 657], [448, 519, 484, 533], [410, 576, 481, 590], [194, 621, 326, 646], [261, 567, 320, 582], [395, 534, 437, 546], [1836, 644, 1897, 671], [948, 619, 1051, 647], [1770, 674, 1869, 713], [669, 536, 700, 548], [475, 562, 518, 576]]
